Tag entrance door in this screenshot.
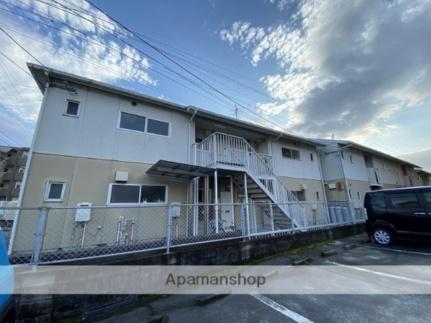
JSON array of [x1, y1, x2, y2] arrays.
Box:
[[220, 191, 234, 231]]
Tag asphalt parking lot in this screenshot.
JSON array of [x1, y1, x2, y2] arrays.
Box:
[[100, 233, 431, 323]]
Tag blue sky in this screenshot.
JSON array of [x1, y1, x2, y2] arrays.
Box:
[[0, 0, 430, 170]]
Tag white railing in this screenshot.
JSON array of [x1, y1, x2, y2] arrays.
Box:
[[192, 132, 305, 227], [367, 168, 382, 186]]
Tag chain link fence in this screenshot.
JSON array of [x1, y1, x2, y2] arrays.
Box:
[[1, 201, 366, 264]]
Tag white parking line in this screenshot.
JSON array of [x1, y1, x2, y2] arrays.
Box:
[[251, 294, 313, 323], [328, 261, 431, 286], [366, 246, 431, 256]]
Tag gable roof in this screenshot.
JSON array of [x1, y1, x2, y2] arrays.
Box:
[[313, 138, 419, 168], [27, 63, 322, 147]]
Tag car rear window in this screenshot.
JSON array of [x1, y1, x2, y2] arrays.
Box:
[[422, 191, 431, 208], [369, 193, 386, 208], [389, 193, 419, 208]]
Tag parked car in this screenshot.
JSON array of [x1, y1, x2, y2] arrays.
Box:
[[0, 226, 15, 322], [365, 186, 431, 245]]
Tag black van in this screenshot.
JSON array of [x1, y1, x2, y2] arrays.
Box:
[[364, 186, 431, 245]]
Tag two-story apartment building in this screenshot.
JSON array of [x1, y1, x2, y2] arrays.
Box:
[[10, 64, 329, 254], [316, 139, 422, 205]]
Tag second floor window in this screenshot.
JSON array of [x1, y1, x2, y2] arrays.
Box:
[[119, 112, 170, 136], [65, 100, 80, 116], [282, 148, 300, 160]]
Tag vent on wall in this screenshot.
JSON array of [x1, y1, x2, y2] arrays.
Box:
[[115, 171, 128, 183]]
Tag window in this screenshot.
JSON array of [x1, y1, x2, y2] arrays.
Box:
[[141, 185, 166, 203], [147, 118, 169, 136], [310, 153, 314, 161], [45, 181, 65, 202], [119, 112, 146, 132], [108, 184, 167, 204], [119, 112, 170, 136], [316, 191, 320, 201], [65, 100, 80, 116], [389, 193, 419, 208], [110, 184, 140, 204], [281, 148, 300, 160], [370, 193, 386, 208], [292, 190, 305, 201], [422, 191, 431, 208]]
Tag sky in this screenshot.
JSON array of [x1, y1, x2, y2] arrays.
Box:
[[0, 0, 430, 171]]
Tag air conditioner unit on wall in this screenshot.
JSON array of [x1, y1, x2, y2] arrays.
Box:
[[327, 183, 337, 190]]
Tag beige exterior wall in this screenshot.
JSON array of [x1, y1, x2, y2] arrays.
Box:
[[325, 179, 370, 203], [12, 153, 189, 253], [279, 177, 325, 202]]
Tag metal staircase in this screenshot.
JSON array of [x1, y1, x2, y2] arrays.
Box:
[[192, 132, 305, 228]]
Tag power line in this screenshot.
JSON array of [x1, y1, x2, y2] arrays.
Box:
[[0, 26, 44, 66], [0, 50, 32, 77], [3, 2, 238, 110], [0, 128, 20, 147], [83, 0, 292, 133], [4, 0, 290, 133]]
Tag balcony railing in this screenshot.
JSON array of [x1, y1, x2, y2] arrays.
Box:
[[367, 168, 382, 186]]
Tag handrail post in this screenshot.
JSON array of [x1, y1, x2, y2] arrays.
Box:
[[213, 133, 218, 166], [31, 207, 49, 265], [269, 202, 275, 235], [243, 173, 250, 237], [166, 204, 173, 253]]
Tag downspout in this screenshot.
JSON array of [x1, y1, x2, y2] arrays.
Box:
[[337, 151, 354, 221], [316, 148, 330, 222], [9, 80, 50, 255], [187, 108, 198, 164]]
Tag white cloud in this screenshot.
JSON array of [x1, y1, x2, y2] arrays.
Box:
[[220, 0, 431, 144], [0, 0, 155, 134]]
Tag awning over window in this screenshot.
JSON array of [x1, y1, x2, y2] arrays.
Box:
[[146, 160, 215, 181]]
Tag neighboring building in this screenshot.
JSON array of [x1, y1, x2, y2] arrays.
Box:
[[10, 64, 328, 253], [0, 147, 29, 201], [415, 169, 431, 186], [316, 139, 423, 205]]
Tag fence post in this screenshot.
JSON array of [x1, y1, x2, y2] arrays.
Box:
[[166, 205, 173, 254], [31, 207, 49, 265]]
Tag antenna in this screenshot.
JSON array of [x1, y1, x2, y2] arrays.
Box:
[[233, 104, 239, 119]]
